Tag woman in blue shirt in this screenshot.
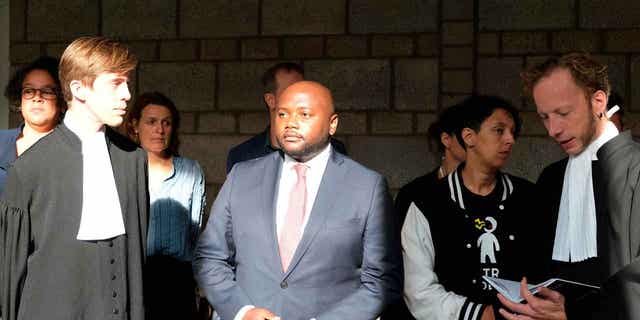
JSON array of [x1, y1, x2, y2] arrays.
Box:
[[125, 91, 206, 319], [0, 56, 66, 195]]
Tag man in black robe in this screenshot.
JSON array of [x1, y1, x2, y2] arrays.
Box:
[[0, 37, 147, 320], [497, 53, 640, 320]]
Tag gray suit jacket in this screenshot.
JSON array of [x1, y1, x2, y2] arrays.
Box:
[[595, 131, 640, 319], [193, 149, 402, 320]]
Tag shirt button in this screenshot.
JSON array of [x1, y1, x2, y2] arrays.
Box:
[[113, 308, 119, 315], [112, 291, 118, 298], [499, 205, 505, 210], [466, 243, 471, 249], [472, 279, 477, 284], [509, 235, 515, 240], [111, 274, 116, 280], [110, 259, 115, 264], [109, 241, 114, 247], [280, 281, 288, 289]]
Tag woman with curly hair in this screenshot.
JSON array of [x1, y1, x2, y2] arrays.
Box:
[[0, 56, 66, 194]]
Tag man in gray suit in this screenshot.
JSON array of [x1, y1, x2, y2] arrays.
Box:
[[193, 81, 402, 320]]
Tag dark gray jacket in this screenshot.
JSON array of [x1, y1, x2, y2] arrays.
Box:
[[595, 131, 640, 320]]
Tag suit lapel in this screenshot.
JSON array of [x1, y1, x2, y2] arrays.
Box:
[[105, 130, 129, 224], [261, 152, 285, 273], [283, 150, 345, 278]]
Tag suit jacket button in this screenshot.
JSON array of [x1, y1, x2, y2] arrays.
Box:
[[280, 281, 288, 289]]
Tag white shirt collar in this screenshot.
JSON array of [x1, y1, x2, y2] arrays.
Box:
[[589, 121, 619, 160], [64, 112, 105, 141], [283, 142, 332, 172]]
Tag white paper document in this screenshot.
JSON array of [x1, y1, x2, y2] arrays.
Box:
[[483, 276, 600, 303]]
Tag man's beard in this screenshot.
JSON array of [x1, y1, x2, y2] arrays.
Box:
[[576, 105, 601, 155], [281, 137, 330, 162]]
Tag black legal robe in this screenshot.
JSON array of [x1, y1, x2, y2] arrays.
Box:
[[535, 158, 608, 319], [536, 131, 640, 320], [0, 124, 148, 320]]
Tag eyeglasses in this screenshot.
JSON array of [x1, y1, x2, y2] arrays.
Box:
[[21, 87, 58, 100]]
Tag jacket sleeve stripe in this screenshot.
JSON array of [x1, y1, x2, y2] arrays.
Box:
[[448, 173, 456, 202], [458, 299, 486, 320]]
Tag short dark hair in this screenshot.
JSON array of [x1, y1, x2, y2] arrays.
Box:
[[261, 62, 304, 94], [428, 103, 464, 153], [125, 91, 181, 156], [453, 95, 522, 150], [4, 56, 66, 113]]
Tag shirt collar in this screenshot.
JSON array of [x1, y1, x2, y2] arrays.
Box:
[[583, 121, 619, 161], [63, 112, 105, 141], [283, 143, 332, 172]]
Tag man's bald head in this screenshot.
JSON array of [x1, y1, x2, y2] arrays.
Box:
[[279, 81, 335, 114], [274, 81, 339, 162]]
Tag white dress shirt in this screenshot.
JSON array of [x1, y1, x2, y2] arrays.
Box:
[[276, 144, 331, 240], [64, 116, 125, 241]]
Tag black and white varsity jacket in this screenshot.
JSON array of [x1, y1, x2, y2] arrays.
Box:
[[402, 166, 542, 320]]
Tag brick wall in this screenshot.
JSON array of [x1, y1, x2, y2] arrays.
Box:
[[9, 0, 640, 206]]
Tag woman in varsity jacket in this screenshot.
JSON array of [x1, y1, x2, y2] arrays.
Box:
[[402, 95, 542, 320]]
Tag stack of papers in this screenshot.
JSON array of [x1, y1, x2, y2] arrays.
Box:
[[483, 276, 600, 303]]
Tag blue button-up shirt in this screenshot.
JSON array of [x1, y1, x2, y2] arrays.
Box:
[[147, 156, 206, 262]]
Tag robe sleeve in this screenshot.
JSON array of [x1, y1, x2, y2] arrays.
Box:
[[0, 165, 31, 320], [0, 203, 30, 320]]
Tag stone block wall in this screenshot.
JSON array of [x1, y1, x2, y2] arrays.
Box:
[[9, 0, 640, 207]]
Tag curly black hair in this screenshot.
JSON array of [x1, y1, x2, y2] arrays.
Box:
[[453, 95, 522, 150], [427, 103, 465, 153], [3, 56, 66, 113]]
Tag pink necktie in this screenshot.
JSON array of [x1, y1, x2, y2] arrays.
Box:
[[279, 163, 308, 272]]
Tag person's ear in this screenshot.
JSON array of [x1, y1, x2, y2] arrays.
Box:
[[461, 128, 475, 148], [329, 113, 338, 136], [70, 80, 87, 102], [591, 90, 607, 118], [441, 132, 452, 150], [264, 93, 276, 110]]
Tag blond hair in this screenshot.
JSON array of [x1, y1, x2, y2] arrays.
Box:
[[521, 52, 610, 100], [59, 36, 137, 102]]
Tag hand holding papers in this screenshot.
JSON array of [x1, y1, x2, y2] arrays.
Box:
[[484, 276, 599, 303]]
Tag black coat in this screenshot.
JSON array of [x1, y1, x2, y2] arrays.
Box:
[[536, 131, 640, 319], [0, 125, 148, 320], [535, 158, 608, 319]]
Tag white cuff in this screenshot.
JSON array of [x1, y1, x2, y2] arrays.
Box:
[[234, 305, 255, 320]]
